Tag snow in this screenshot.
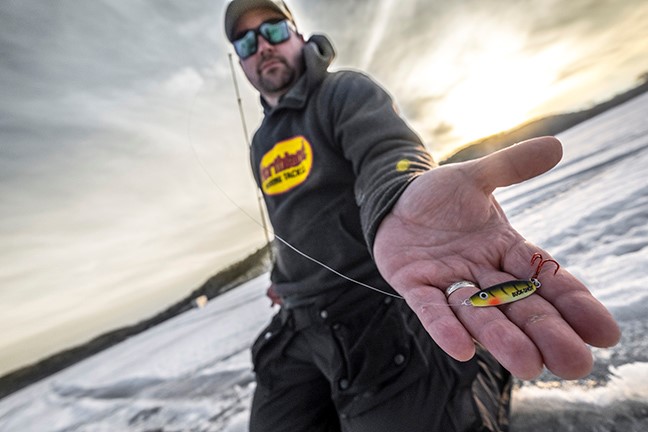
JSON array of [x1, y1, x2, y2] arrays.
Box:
[[1, 93, 647, 431], [0, 275, 273, 432]]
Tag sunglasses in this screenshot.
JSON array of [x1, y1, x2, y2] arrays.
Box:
[[233, 20, 293, 60]]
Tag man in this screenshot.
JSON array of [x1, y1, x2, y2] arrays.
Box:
[[223, 1, 621, 430]]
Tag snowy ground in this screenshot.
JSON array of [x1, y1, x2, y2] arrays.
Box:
[[1, 93, 647, 432]]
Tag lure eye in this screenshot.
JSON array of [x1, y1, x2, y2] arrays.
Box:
[[479, 292, 489, 300], [531, 278, 541, 288]]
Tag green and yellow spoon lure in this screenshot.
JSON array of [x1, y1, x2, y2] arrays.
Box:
[[465, 253, 560, 307]]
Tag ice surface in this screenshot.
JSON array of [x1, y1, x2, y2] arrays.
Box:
[[0, 275, 273, 432]]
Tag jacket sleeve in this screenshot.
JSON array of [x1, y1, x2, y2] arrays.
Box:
[[328, 72, 436, 253]]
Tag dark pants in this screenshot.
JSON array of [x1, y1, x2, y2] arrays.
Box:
[[249, 288, 511, 432]]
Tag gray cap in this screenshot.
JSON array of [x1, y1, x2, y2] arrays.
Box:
[[224, 0, 296, 42]]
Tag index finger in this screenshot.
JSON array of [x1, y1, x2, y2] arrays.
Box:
[[466, 267, 593, 379], [503, 247, 621, 349], [535, 268, 621, 349]]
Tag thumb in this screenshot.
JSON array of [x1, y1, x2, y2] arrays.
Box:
[[471, 136, 563, 192]]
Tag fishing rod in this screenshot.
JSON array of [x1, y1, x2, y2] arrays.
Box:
[[227, 53, 274, 260]]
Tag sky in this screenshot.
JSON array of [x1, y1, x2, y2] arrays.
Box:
[[1, 0, 647, 376]]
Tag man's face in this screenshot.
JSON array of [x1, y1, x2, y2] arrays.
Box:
[[234, 8, 305, 104]]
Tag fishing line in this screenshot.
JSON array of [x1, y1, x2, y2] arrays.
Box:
[[183, 56, 471, 306]]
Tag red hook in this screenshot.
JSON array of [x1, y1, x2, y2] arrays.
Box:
[[530, 253, 560, 279]]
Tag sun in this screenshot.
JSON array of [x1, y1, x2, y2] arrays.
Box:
[[444, 42, 571, 142], [402, 19, 576, 157]]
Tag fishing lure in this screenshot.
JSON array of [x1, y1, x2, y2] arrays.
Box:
[[465, 253, 559, 307]]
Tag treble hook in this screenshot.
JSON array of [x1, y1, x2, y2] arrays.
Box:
[[530, 253, 560, 279]]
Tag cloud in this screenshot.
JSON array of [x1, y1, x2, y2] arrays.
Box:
[[0, 0, 262, 360], [313, 0, 648, 153], [163, 67, 205, 97]]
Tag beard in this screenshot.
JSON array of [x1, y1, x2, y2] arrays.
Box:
[[256, 56, 297, 94]]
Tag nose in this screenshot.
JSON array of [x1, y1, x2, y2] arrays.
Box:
[[256, 35, 274, 57]]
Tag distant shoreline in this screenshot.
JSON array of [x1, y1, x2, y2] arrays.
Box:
[[0, 246, 272, 400], [2, 78, 647, 401], [442, 79, 648, 164]]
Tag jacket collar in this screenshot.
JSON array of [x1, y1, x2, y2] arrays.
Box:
[[261, 34, 336, 114]]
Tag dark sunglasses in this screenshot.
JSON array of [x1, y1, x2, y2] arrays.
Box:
[[233, 20, 293, 60]]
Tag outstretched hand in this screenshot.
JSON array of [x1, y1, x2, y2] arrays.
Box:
[[373, 136, 621, 380]]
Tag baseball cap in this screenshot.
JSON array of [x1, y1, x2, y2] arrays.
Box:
[[224, 0, 296, 42]]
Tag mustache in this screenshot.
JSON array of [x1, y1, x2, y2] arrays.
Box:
[[257, 54, 288, 73]]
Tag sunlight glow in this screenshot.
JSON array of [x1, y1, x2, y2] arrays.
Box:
[[404, 18, 580, 155], [443, 42, 572, 141]]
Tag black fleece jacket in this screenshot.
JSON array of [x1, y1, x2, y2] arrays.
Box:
[[250, 34, 435, 300]]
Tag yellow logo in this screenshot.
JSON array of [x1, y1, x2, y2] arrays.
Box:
[[260, 136, 313, 195]]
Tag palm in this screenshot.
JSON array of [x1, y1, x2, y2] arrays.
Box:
[[374, 137, 620, 379]]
